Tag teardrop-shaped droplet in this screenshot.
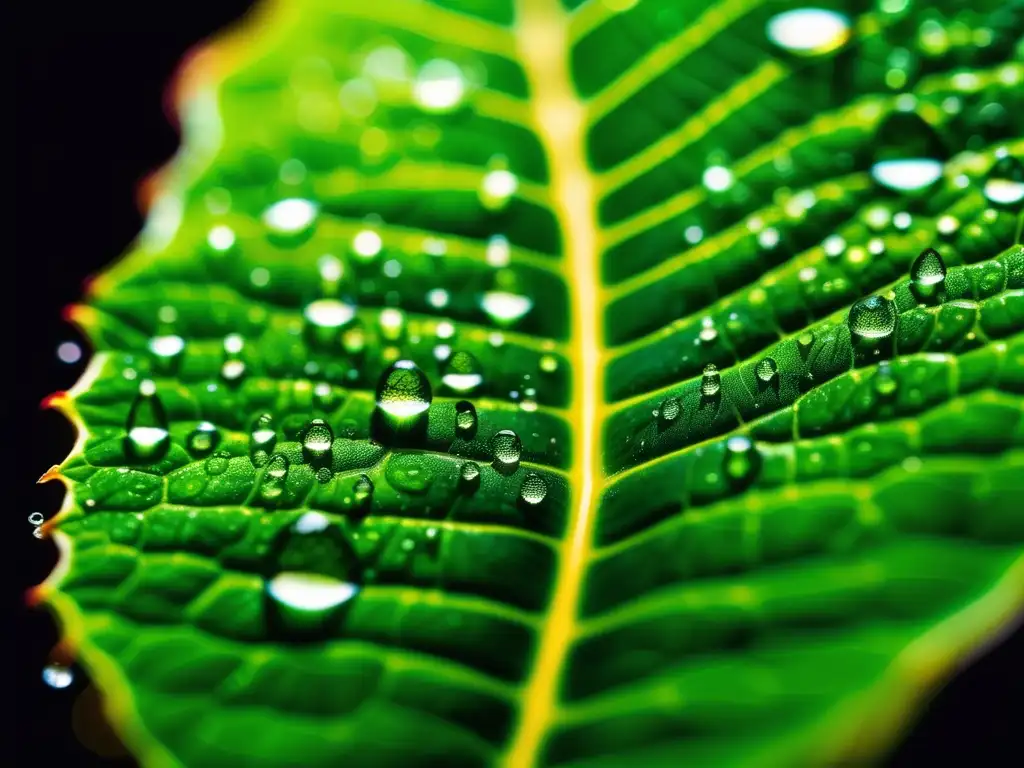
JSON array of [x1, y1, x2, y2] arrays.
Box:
[[353, 473, 374, 504], [700, 364, 721, 397], [490, 429, 522, 472], [441, 350, 485, 394], [519, 472, 547, 505], [204, 450, 231, 476], [455, 400, 478, 436], [459, 461, 481, 491], [265, 512, 361, 637], [755, 357, 778, 383], [374, 360, 433, 436], [983, 154, 1024, 208], [187, 421, 221, 457], [250, 413, 277, 468], [766, 8, 851, 57], [302, 419, 334, 462], [870, 110, 947, 193], [848, 295, 897, 341], [42, 664, 74, 689], [125, 380, 170, 461], [657, 396, 681, 428], [874, 361, 899, 397], [148, 334, 185, 372], [479, 291, 533, 326], [796, 331, 815, 357], [259, 453, 290, 503], [910, 247, 947, 300], [723, 435, 761, 486], [304, 298, 356, 347]]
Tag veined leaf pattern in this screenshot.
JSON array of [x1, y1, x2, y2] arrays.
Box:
[[37, 1, 1024, 766]]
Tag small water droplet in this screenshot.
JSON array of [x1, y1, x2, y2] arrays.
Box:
[[125, 381, 170, 461], [413, 59, 466, 113], [490, 429, 522, 472], [263, 198, 318, 240], [441, 351, 485, 394], [797, 331, 815, 356], [250, 413, 277, 467], [455, 400, 478, 436], [700, 364, 721, 397], [519, 472, 547, 505], [702, 165, 734, 192], [539, 354, 559, 373], [459, 461, 481, 490], [187, 422, 221, 457], [304, 298, 356, 336], [480, 157, 518, 211], [386, 454, 433, 494], [755, 357, 778, 383], [204, 450, 231, 475], [480, 291, 533, 326], [874, 361, 899, 397], [766, 8, 851, 56], [910, 247, 947, 300], [657, 396, 681, 428], [302, 419, 334, 462], [870, 109, 947, 193], [220, 359, 247, 385], [723, 436, 761, 486], [260, 453, 291, 502], [374, 360, 432, 438], [148, 334, 185, 371], [849, 295, 897, 341], [353, 474, 374, 504], [983, 154, 1024, 207], [42, 664, 74, 689]]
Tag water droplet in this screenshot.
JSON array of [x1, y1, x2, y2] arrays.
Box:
[[250, 413, 277, 468], [207, 224, 236, 252], [187, 422, 221, 457], [490, 429, 522, 472], [870, 109, 947, 193], [302, 419, 334, 462], [125, 381, 170, 461], [910, 247, 947, 300], [42, 664, 74, 689], [874, 362, 899, 397], [375, 360, 433, 434], [519, 472, 547, 505], [755, 357, 778, 383], [539, 354, 559, 373], [459, 461, 481, 490], [353, 474, 374, 504], [204, 450, 231, 476], [766, 8, 851, 56], [871, 158, 943, 192], [220, 359, 247, 385], [304, 299, 356, 333], [480, 291, 533, 326], [263, 198, 318, 238], [386, 454, 433, 494], [723, 436, 761, 486], [259, 453, 290, 502], [352, 228, 383, 259], [702, 165, 734, 192], [700, 364, 721, 397], [657, 396, 681, 428], [455, 400, 478, 436], [797, 331, 816, 357], [378, 308, 405, 341], [480, 157, 518, 211], [848, 295, 897, 341], [148, 335, 185, 371], [28, 512, 44, 526], [983, 154, 1024, 207], [441, 351, 485, 394], [413, 59, 465, 112], [486, 235, 511, 267]]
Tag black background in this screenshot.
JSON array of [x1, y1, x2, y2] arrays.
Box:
[[12, 2, 1022, 765]]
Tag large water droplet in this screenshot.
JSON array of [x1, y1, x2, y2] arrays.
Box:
[[755, 357, 778, 383], [263, 198, 318, 239], [849, 295, 897, 340], [374, 360, 433, 433], [657, 396, 681, 429], [870, 109, 947, 193], [250, 413, 277, 468], [455, 400, 478, 436], [871, 158, 943, 192], [723, 436, 761, 486], [441, 351, 485, 394], [148, 334, 185, 372], [766, 8, 851, 56], [302, 419, 334, 462], [42, 664, 74, 689], [700, 364, 721, 397], [125, 380, 170, 461], [910, 247, 947, 300], [519, 472, 547, 505], [187, 422, 221, 457], [353, 474, 374, 504], [490, 429, 522, 472], [983, 154, 1024, 207], [480, 291, 533, 326], [259, 453, 290, 503]]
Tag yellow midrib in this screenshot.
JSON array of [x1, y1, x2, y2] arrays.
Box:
[[505, 1, 600, 766]]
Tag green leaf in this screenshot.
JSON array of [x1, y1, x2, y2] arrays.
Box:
[[38, 0, 1024, 766]]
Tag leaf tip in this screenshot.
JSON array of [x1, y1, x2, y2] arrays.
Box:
[[41, 391, 69, 413], [62, 303, 98, 331]]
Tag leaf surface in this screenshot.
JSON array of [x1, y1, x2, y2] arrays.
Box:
[[40, 1, 1024, 767]]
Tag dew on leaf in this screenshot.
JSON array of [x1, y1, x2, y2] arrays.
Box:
[[187, 422, 221, 457], [480, 290, 533, 325], [519, 472, 548, 505], [304, 298, 356, 331], [870, 109, 946, 193], [455, 400, 478, 435], [539, 354, 559, 373], [486, 234, 511, 267], [260, 453, 290, 502], [386, 454, 433, 494], [250, 413, 277, 468], [765, 8, 851, 56], [700, 364, 721, 397], [148, 335, 185, 370], [220, 359, 247, 384], [204, 451, 231, 476], [353, 474, 374, 504], [875, 362, 899, 397], [755, 357, 779, 382], [490, 429, 522, 471], [459, 461, 481, 490], [375, 360, 432, 433], [849, 295, 898, 340], [302, 419, 334, 461], [42, 664, 74, 689], [657, 396, 681, 428], [263, 198, 318, 237], [702, 165, 734, 192], [724, 436, 761, 485], [207, 224, 236, 252], [413, 59, 466, 113], [378, 308, 405, 341], [983, 154, 1024, 207], [910, 247, 947, 299], [125, 380, 170, 461], [442, 351, 485, 394]]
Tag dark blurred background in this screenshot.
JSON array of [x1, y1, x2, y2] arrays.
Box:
[[12, 1, 1022, 765]]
